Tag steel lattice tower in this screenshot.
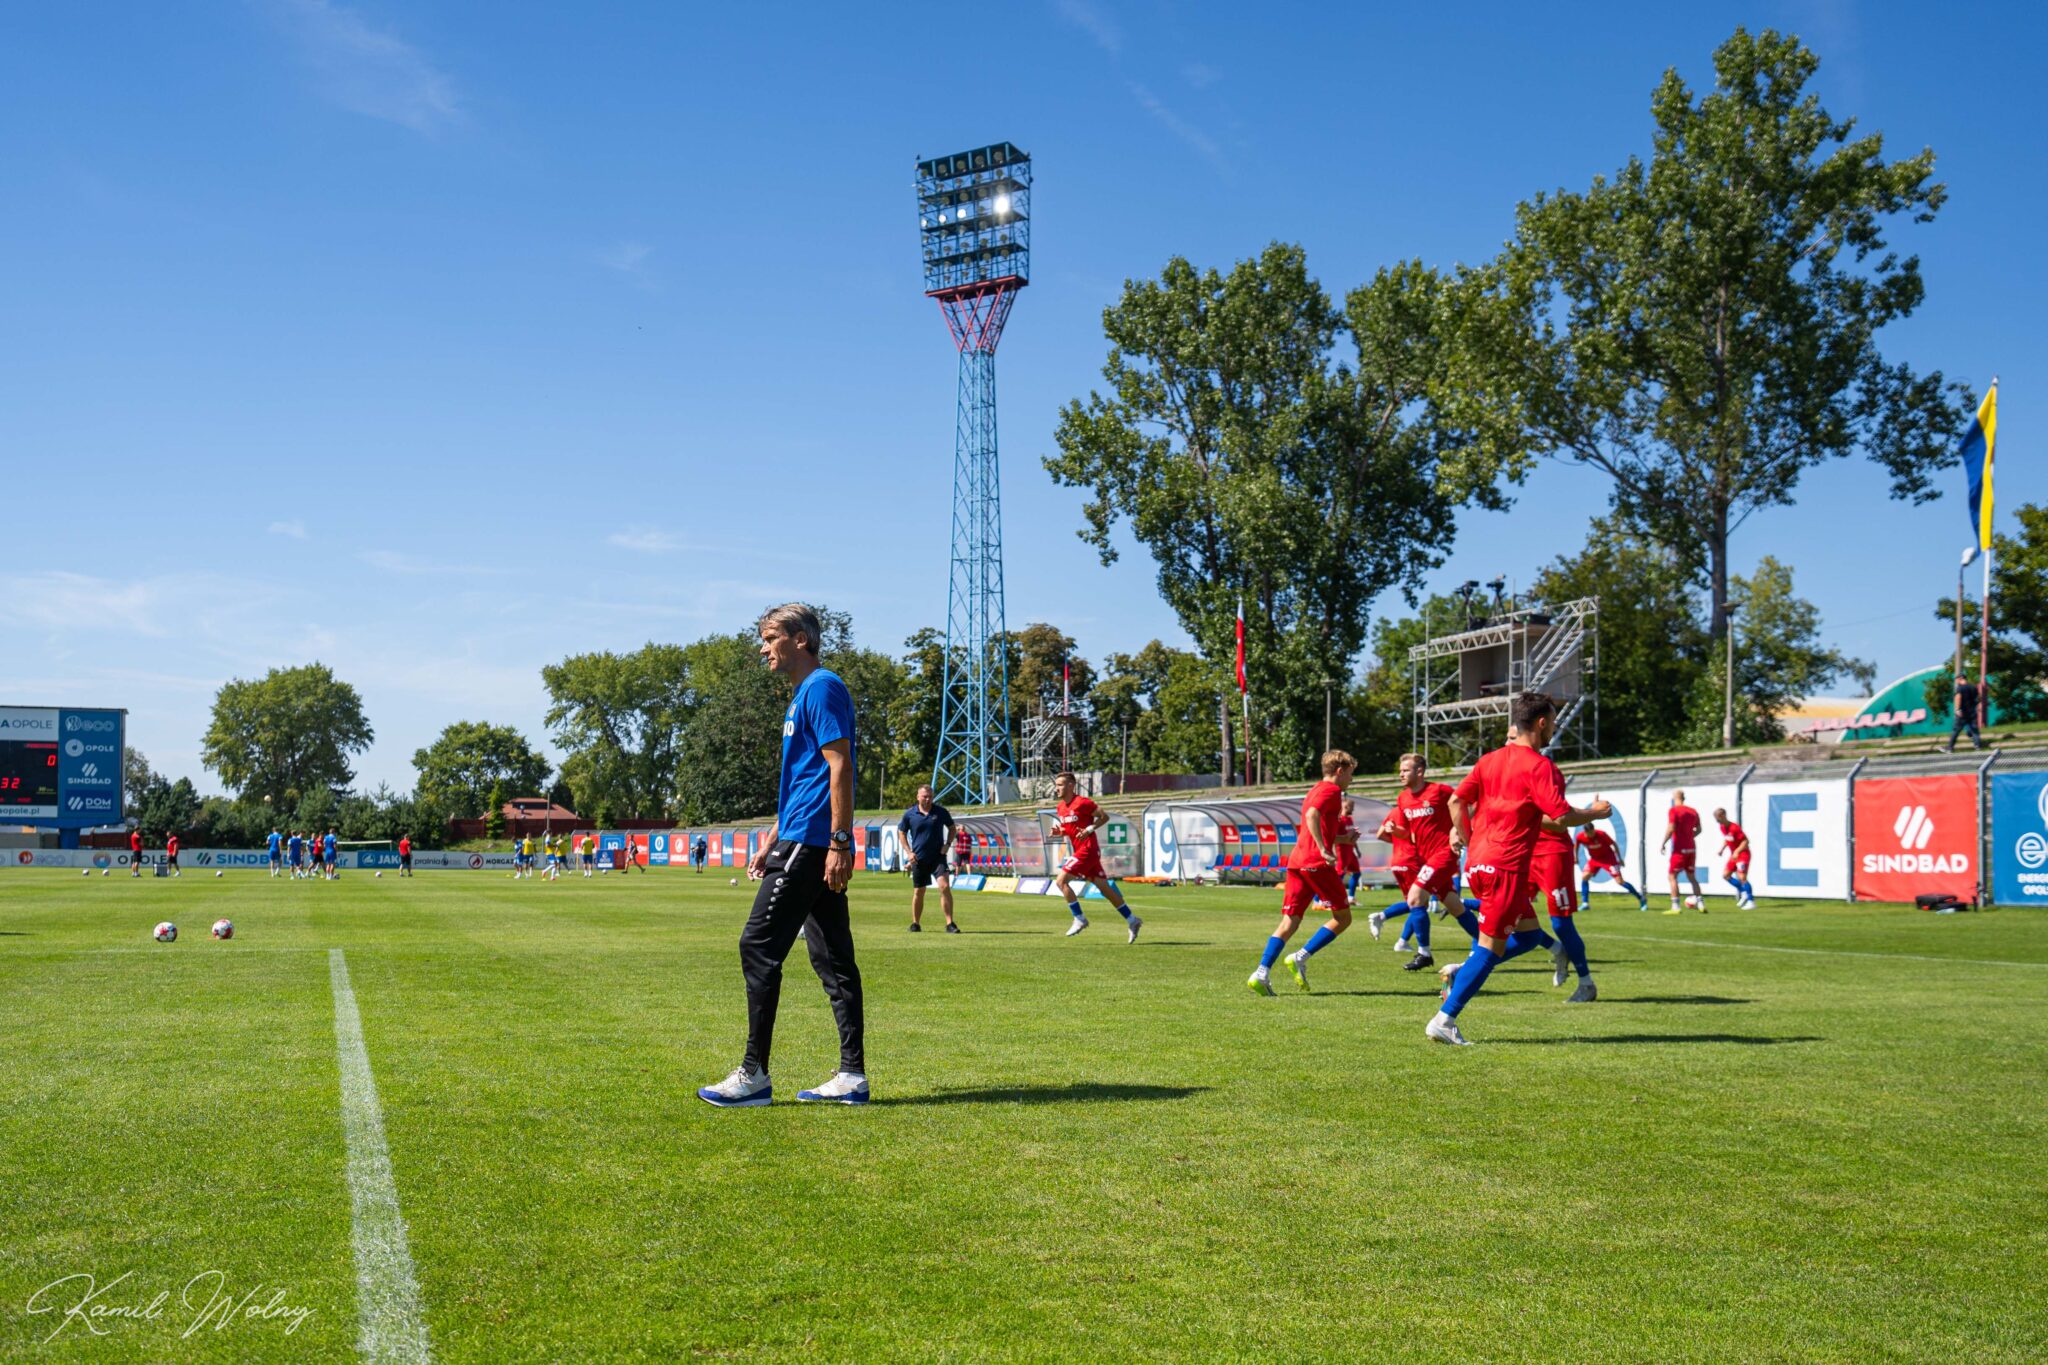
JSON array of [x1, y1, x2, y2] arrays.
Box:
[[916, 142, 1030, 805]]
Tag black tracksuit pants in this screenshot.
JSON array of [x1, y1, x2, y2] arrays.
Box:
[[740, 840, 864, 1075]]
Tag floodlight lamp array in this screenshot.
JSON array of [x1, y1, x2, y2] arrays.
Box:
[[915, 141, 1031, 294]]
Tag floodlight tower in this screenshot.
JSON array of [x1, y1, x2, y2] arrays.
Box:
[[916, 142, 1030, 805]]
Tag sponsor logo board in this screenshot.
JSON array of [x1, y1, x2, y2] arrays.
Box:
[[1853, 776, 1977, 901]]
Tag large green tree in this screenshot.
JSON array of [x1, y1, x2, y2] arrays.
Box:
[[1046, 244, 1506, 779], [1678, 556, 1874, 747], [1925, 502, 2048, 724], [541, 643, 691, 820], [674, 659, 785, 824], [1471, 27, 1967, 639], [200, 663, 373, 804], [411, 721, 552, 819]]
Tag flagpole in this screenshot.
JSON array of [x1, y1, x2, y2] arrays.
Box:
[[1977, 376, 1999, 730]]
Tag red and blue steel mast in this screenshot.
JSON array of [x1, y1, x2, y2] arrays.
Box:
[[917, 142, 1029, 804]]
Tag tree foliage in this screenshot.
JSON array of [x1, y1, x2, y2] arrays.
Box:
[[411, 721, 552, 819], [200, 663, 373, 804], [1470, 27, 1967, 637], [541, 644, 691, 821], [1046, 243, 1506, 779]]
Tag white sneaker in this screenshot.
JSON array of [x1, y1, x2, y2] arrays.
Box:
[[1393, 938, 1412, 954], [1065, 916, 1089, 937], [1285, 949, 1310, 992], [1246, 971, 1274, 997], [1125, 914, 1142, 944], [1437, 960, 1462, 983], [1426, 1012, 1472, 1046], [797, 1071, 870, 1105], [1551, 940, 1570, 988], [1566, 979, 1598, 1003], [697, 1064, 772, 1107], [1367, 910, 1387, 940]]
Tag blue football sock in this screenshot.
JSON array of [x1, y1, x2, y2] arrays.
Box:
[[1454, 908, 1480, 940], [1301, 925, 1338, 957], [1499, 927, 1550, 962], [1740, 878, 1755, 898], [1259, 935, 1286, 969], [1404, 907, 1431, 948], [1620, 880, 1643, 900], [1111, 899, 1134, 921], [1067, 900, 1085, 919], [1440, 944, 1500, 1018], [1550, 914, 1589, 978], [1579, 879, 1592, 906]]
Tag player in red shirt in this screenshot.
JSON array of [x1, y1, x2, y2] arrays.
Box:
[[1661, 790, 1706, 913], [1368, 753, 1482, 971], [1249, 749, 1356, 994], [1713, 808, 1756, 908], [128, 827, 143, 878], [1336, 797, 1362, 900], [1050, 772, 1140, 942], [398, 832, 414, 878], [1428, 693, 1610, 1045], [165, 832, 181, 877], [1574, 821, 1645, 912]]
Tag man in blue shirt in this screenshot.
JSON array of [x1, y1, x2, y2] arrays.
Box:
[[898, 784, 958, 933], [322, 829, 338, 879], [692, 833, 708, 872], [287, 830, 304, 879], [700, 603, 867, 1108], [267, 828, 282, 878]]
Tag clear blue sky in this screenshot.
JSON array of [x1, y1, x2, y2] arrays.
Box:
[[3, 1, 2040, 793]]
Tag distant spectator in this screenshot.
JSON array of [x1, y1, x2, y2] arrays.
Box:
[[1946, 677, 1985, 752]]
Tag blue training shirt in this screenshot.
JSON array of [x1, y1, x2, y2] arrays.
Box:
[[899, 804, 954, 863], [268, 832, 281, 854], [323, 835, 336, 856], [778, 666, 855, 847]]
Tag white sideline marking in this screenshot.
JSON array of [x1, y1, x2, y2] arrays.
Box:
[[330, 949, 434, 1363], [1602, 932, 2048, 971]]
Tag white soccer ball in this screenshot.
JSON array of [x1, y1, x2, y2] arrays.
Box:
[[729, 877, 738, 886], [101, 868, 109, 876], [375, 870, 383, 878], [1683, 895, 1701, 910], [214, 870, 224, 878], [212, 918, 233, 940], [82, 868, 90, 877], [154, 921, 177, 943]]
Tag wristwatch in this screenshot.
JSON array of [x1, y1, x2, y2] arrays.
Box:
[[828, 831, 852, 850]]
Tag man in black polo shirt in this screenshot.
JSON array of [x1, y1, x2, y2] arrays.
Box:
[[1945, 676, 1986, 752], [898, 784, 958, 934]]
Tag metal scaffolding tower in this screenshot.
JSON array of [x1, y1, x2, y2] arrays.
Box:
[[916, 142, 1031, 804], [1409, 596, 1600, 768]]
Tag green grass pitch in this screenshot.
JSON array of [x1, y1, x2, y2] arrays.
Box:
[[2, 867, 2044, 1362]]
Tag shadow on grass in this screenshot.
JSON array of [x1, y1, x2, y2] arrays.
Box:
[[1488, 1033, 1819, 1046], [874, 1083, 1210, 1107], [1616, 995, 1753, 1006]]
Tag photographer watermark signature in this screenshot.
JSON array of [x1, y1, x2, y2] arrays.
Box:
[[25, 1270, 316, 1343]]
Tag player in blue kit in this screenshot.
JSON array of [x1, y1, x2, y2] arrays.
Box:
[[288, 830, 305, 878], [268, 828, 282, 877], [322, 829, 338, 879]]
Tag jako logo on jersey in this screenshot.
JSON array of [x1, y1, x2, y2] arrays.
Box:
[[1894, 806, 1934, 851]]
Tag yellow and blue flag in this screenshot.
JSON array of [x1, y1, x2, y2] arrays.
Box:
[[1959, 382, 1998, 551]]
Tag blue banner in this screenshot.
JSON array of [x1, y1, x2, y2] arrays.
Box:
[[1990, 771, 2048, 905], [56, 709, 124, 826]]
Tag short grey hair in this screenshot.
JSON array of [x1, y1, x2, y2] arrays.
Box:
[[759, 602, 823, 656]]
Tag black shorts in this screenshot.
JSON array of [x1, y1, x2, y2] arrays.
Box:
[[911, 856, 951, 889], [399, 854, 412, 870]]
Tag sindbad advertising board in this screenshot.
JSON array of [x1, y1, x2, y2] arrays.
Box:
[[1852, 774, 1978, 902]]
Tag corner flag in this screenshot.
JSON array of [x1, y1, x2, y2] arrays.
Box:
[[1961, 381, 1998, 551]]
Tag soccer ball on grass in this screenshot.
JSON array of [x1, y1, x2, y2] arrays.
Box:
[[153, 922, 177, 943], [212, 919, 233, 940], [1683, 895, 1701, 910]]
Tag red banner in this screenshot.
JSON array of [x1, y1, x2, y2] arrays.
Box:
[[1853, 774, 1978, 902]]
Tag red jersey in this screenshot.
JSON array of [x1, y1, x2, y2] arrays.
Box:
[[1717, 821, 1748, 853], [166, 836, 179, 856], [1287, 780, 1344, 871], [1055, 796, 1101, 860], [1393, 781, 1457, 872], [1337, 815, 1360, 873], [1453, 743, 1570, 876], [129, 831, 142, 853], [398, 837, 412, 856], [1667, 805, 1701, 853], [1575, 828, 1619, 865]]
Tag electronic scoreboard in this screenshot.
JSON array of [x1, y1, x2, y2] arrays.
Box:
[[0, 707, 126, 825]]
